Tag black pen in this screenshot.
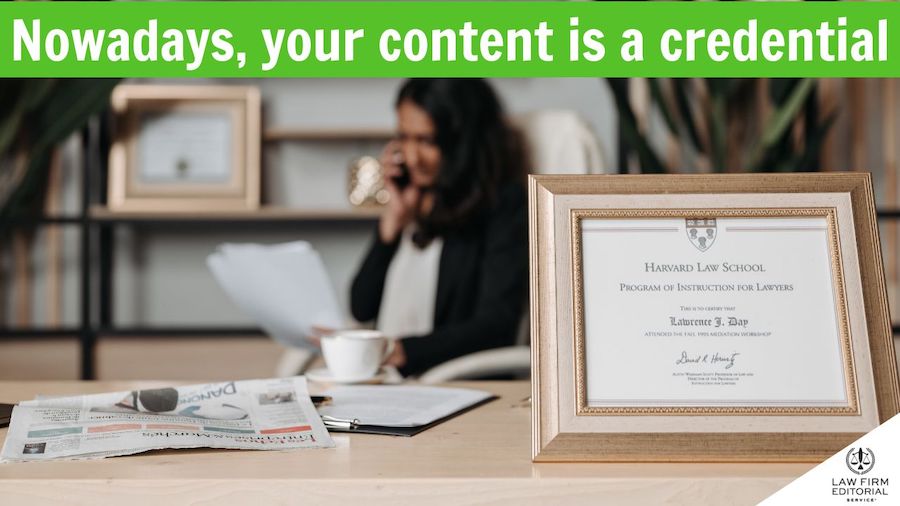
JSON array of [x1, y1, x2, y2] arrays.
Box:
[[311, 396, 332, 407]]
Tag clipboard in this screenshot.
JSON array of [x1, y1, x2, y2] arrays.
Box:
[[0, 403, 14, 428], [321, 395, 497, 436]]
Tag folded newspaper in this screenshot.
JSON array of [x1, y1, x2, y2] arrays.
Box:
[[0, 377, 334, 462], [207, 241, 345, 349]]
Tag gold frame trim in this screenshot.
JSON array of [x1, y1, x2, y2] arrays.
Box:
[[570, 207, 858, 416]]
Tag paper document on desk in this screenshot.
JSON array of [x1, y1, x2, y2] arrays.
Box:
[[207, 241, 344, 349], [0, 377, 334, 462], [317, 385, 494, 435]]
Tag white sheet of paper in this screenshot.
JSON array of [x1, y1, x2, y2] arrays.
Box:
[[318, 386, 492, 427], [207, 241, 344, 349], [581, 216, 848, 408]]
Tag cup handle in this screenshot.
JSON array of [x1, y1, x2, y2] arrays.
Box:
[[381, 339, 396, 363]]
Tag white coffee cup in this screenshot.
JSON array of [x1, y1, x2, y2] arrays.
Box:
[[320, 330, 394, 381]]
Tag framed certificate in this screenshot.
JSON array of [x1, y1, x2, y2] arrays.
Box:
[[530, 173, 900, 462], [107, 84, 261, 212]]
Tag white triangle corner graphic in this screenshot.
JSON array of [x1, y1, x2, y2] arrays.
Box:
[[760, 414, 900, 505]]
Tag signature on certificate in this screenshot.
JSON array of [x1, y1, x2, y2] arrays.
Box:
[[675, 351, 740, 369]]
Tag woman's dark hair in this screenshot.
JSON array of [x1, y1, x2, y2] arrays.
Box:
[[396, 79, 529, 246]]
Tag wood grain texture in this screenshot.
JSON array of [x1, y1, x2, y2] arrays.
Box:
[[0, 340, 80, 380], [96, 338, 285, 381], [0, 381, 810, 506], [0, 476, 797, 506]]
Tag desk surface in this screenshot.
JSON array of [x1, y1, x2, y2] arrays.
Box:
[[0, 381, 812, 505]]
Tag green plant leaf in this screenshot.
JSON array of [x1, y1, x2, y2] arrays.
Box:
[[606, 78, 667, 173], [0, 80, 58, 162], [648, 79, 680, 138], [671, 78, 703, 152], [766, 112, 837, 173], [0, 79, 118, 239], [747, 78, 815, 169], [20, 80, 55, 112], [0, 81, 29, 158], [0, 108, 25, 160], [31, 79, 118, 150]]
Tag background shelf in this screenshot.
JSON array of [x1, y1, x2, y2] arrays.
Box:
[[263, 127, 393, 142], [89, 205, 382, 223]]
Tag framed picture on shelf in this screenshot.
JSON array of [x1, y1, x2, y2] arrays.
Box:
[[107, 84, 261, 213], [530, 173, 900, 462]]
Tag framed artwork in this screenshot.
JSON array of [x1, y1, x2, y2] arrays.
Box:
[[530, 173, 900, 462], [107, 84, 261, 212]]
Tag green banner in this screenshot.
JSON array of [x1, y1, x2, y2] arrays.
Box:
[[0, 1, 898, 77]]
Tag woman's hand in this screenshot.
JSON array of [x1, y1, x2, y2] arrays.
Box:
[[383, 339, 407, 368], [379, 141, 422, 243], [306, 325, 335, 348]]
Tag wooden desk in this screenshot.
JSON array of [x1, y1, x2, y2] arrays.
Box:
[[0, 381, 812, 505]]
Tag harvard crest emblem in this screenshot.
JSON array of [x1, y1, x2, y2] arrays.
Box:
[[686, 218, 717, 252]]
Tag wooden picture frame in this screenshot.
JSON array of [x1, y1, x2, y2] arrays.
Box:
[[107, 84, 261, 212], [530, 173, 900, 462]]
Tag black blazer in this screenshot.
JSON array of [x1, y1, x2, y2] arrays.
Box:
[[350, 182, 528, 376]]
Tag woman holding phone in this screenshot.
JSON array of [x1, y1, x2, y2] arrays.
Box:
[[350, 78, 530, 377]]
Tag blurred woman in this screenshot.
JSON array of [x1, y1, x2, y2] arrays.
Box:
[[350, 78, 530, 376]]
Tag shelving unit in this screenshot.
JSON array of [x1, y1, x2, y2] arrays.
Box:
[[1, 119, 385, 380], [90, 207, 379, 374], [1, 213, 380, 377], [90, 205, 382, 223], [263, 127, 392, 143]]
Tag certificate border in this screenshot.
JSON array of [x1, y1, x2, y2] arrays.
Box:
[[570, 207, 858, 416]]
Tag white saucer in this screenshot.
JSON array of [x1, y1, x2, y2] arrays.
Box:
[[305, 367, 388, 385]]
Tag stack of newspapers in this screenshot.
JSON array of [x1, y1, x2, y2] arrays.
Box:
[[0, 377, 334, 462], [206, 241, 345, 349]]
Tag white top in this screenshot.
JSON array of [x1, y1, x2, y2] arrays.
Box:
[[377, 227, 444, 338]]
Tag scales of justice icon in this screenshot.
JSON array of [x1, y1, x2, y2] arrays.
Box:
[[847, 448, 875, 474]]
